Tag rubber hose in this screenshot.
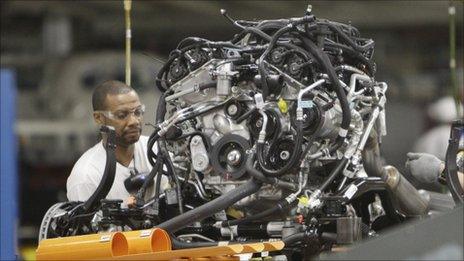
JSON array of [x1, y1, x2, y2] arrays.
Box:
[[257, 17, 313, 99], [258, 24, 297, 98], [257, 121, 303, 177], [300, 37, 351, 132], [82, 128, 117, 213], [161, 149, 184, 214], [136, 156, 163, 200], [222, 199, 296, 227], [323, 23, 374, 52], [283, 232, 310, 246], [157, 179, 262, 233], [246, 156, 274, 184], [319, 158, 349, 192]]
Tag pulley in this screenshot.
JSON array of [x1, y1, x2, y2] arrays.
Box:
[[210, 134, 250, 180]]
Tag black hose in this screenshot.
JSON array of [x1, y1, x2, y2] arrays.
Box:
[[135, 155, 163, 201], [319, 158, 349, 192], [156, 54, 180, 92], [198, 82, 216, 91], [256, 18, 314, 99], [321, 22, 374, 53], [147, 92, 168, 166], [82, 127, 117, 213], [257, 121, 303, 177], [300, 37, 351, 134], [161, 147, 184, 214], [155, 89, 185, 214], [258, 24, 297, 99], [157, 179, 262, 233], [246, 156, 274, 184], [147, 132, 160, 167], [154, 163, 163, 199], [222, 199, 297, 227], [283, 232, 311, 246], [324, 42, 375, 75], [444, 119, 464, 204]]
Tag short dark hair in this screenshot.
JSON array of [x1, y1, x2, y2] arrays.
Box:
[[92, 80, 134, 111]]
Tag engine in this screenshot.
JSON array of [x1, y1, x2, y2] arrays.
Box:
[[150, 8, 388, 252], [40, 8, 451, 259]]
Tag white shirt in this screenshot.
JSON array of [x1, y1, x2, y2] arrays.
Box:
[[66, 135, 168, 206]]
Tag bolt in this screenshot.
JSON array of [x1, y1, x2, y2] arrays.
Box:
[[227, 150, 242, 166], [227, 104, 238, 115], [196, 158, 205, 167], [280, 151, 290, 160]]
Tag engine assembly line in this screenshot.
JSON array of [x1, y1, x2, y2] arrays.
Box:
[[34, 5, 463, 261]]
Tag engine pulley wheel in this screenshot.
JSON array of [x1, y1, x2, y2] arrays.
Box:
[[210, 134, 250, 180], [270, 46, 288, 66], [168, 59, 188, 83], [291, 101, 322, 135], [224, 99, 245, 120], [268, 138, 296, 170]]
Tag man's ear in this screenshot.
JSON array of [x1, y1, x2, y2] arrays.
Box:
[[93, 112, 104, 125]]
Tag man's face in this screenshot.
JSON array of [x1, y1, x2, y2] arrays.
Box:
[[94, 90, 144, 147]]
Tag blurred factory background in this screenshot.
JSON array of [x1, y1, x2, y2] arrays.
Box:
[[1, 0, 463, 259]]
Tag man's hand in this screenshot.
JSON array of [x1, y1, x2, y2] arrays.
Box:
[[126, 195, 137, 208], [405, 152, 444, 184]]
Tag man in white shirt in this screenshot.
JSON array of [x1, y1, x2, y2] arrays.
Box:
[[67, 80, 167, 206]]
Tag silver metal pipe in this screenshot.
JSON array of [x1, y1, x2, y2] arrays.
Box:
[[348, 73, 373, 100], [337, 65, 367, 75], [258, 110, 268, 143], [383, 166, 429, 216], [297, 79, 326, 104]]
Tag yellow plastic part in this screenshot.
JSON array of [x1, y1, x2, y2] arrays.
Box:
[[298, 195, 309, 207], [122, 228, 171, 254], [110, 241, 285, 260], [113, 245, 244, 260], [36, 232, 128, 260], [278, 98, 288, 114], [263, 241, 285, 251], [239, 242, 265, 253]]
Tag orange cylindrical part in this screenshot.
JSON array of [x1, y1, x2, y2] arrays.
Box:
[[36, 232, 128, 260], [122, 228, 171, 254]]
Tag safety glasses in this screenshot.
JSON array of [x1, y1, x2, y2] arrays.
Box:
[[97, 104, 145, 121]]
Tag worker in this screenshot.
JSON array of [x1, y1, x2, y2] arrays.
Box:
[[66, 80, 167, 206]]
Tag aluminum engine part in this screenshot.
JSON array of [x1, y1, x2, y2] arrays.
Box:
[[190, 135, 210, 172], [336, 217, 362, 244]]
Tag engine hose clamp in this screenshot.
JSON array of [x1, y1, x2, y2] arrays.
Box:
[[285, 193, 298, 204], [157, 129, 166, 137], [308, 189, 322, 210], [258, 132, 266, 143], [338, 128, 348, 138], [254, 93, 265, 109], [296, 107, 304, 121]]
